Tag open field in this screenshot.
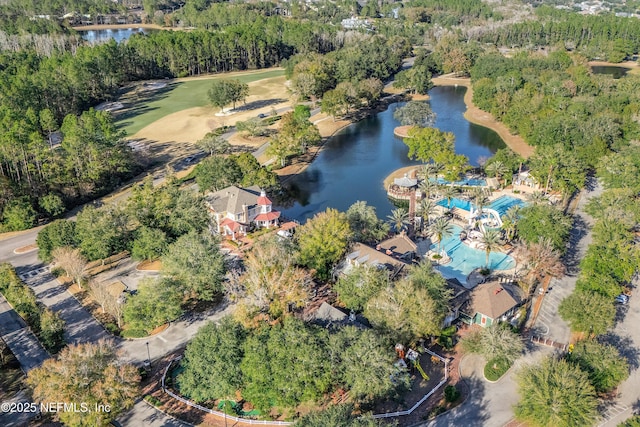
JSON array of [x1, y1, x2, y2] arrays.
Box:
[[115, 68, 285, 136]]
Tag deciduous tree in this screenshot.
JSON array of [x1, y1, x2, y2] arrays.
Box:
[[162, 231, 226, 301], [123, 278, 183, 333], [393, 101, 436, 127], [237, 235, 311, 323], [346, 201, 389, 244], [460, 324, 524, 363], [296, 208, 352, 280], [52, 246, 87, 289], [515, 358, 598, 427], [26, 340, 139, 427], [558, 291, 615, 336], [568, 339, 629, 393], [178, 318, 246, 402]]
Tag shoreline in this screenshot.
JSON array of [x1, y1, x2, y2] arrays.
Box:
[[276, 94, 408, 183], [279, 76, 536, 182], [431, 75, 534, 159], [72, 23, 170, 31]]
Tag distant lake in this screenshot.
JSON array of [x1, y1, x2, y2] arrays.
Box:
[[279, 86, 506, 222], [591, 65, 629, 79], [78, 28, 156, 44]]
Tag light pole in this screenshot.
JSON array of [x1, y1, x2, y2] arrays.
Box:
[[146, 342, 151, 368]]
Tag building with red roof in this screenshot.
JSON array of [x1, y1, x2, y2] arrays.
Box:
[[204, 185, 280, 240]]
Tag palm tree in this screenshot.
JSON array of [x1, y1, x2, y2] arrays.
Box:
[[521, 237, 565, 292], [429, 217, 453, 253], [480, 228, 502, 268], [420, 198, 437, 227], [526, 190, 548, 205], [485, 160, 509, 186], [387, 208, 409, 233], [440, 186, 459, 210], [419, 179, 437, 200], [471, 187, 488, 214], [422, 162, 444, 181], [502, 206, 520, 242]]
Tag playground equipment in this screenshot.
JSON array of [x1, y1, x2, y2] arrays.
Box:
[[407, 349, 429, 381]]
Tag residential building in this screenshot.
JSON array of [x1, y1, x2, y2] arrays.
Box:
[[460, 281, 524, 327], [376, 231, 418, 261], [205, 185, 280, 240]]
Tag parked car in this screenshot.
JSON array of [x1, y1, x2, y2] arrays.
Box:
[[257, 113, 267, 118], [615, 294, 629, 304]]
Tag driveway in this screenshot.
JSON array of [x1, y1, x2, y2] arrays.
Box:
[[115, 400, 192, 427], [117, 302, 235, 365]]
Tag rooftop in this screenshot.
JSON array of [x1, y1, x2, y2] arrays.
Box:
[[378, 232, 417, 258], [466, 281, 523, 320], [205, 185, 262, 214]]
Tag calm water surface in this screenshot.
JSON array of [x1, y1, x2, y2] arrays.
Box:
[[590, 65, 629, 79], [280, 86, 506, 222], [78, 28, 155, 44]]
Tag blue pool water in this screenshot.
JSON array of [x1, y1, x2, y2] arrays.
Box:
[[436, 196, 526, 217], [431, 225, 516, 284], [436, 198, 472, 211], [489, 195, 526, 217], [430, 177, 487, 187]]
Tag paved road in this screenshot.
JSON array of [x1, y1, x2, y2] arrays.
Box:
[[420, 347, 553, 427], [115, 400, 192, 427], [21, 269, 110, 345], [531, 177, 603, 344], [599, 273, 640, 426], [0, 295, 49, 372]]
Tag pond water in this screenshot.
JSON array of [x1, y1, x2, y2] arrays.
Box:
[[591, 65, 629, 79], [78, 27, 155, 44], [279, 86, 506, 222]]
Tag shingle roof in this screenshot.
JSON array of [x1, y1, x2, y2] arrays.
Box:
[[348, 243, 407, 273], [205, 185, 262, 214], [379, 232, 417, 257], [467, 281, 523, 320]]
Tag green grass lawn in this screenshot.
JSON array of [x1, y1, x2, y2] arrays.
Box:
[[115, 69, 284, 136]]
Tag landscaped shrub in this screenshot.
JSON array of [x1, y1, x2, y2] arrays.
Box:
[[484, 356, 511, 381], [444, 385, 460, 402], [121, 329, 148, 339]]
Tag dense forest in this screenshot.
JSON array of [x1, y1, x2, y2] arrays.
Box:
[[0, 14, 342, 229], [471, 50, 640, 195], [478, 7, 640, 61]]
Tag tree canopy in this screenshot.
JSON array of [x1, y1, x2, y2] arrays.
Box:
[[296, 208, 352, 280], [26, 340, 139, 427], [404, 127, 469, 182], [515, 358, 598, 427], [208, 79, 249, 111]]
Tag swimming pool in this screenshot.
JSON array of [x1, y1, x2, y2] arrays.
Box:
[[489, 195, 526, 217], [436, 198, 472, 211], [430, 225, 516, 284], [430, 177, 487, 187], [436, 196, 526, 217]]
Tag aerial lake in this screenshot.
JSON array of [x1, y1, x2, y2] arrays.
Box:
[[279, 86, 506, 222], [77, 27, 156, 44], [590, 65, 629, 79]]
